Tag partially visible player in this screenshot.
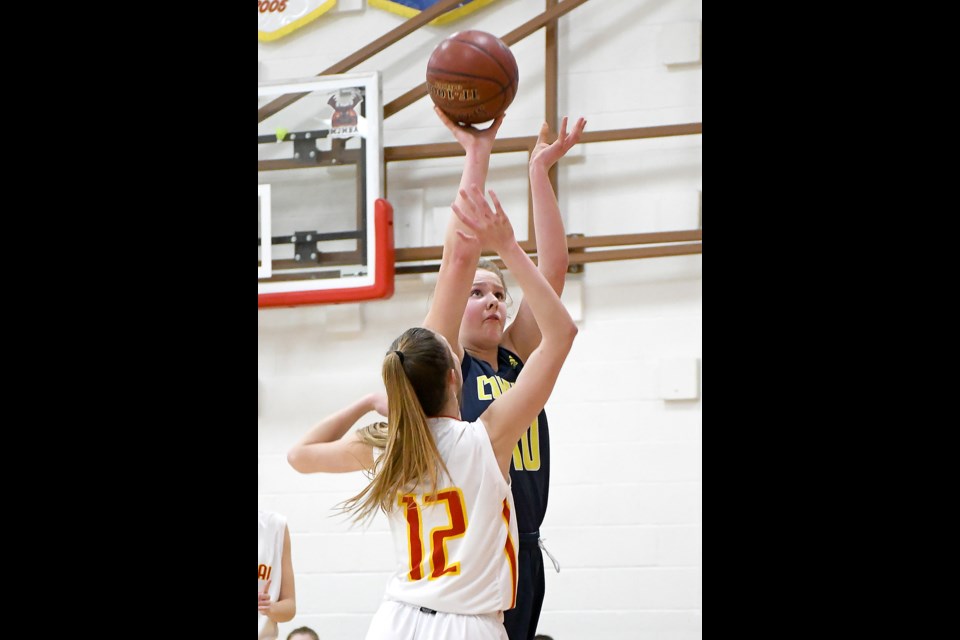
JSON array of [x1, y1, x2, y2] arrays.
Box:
[[287, 626, 320, 640], [432, 107, 586, 640], [258, 510, 296, 640], [288, 187, 577, 640]]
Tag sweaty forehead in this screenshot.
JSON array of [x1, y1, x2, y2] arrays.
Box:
[[473, 270, 504, 289]]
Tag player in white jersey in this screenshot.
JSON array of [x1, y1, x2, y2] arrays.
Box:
[[258, 510, 296, 639], [288, 186, 577, 640]]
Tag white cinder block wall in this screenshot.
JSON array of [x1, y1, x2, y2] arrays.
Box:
[[259, 1, 702, 638]]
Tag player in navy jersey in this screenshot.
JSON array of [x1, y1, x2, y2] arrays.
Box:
[[431, 107, 586, 640], [288, 186, 577, 640]]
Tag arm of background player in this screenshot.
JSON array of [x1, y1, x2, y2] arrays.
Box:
[[258, 525, 297, 623]]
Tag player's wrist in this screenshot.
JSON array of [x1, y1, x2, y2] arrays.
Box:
[[465, 146, 492, 164], [498, 241, 524, 261]]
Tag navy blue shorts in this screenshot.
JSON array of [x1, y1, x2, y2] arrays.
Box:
[[503, 533, 545, 640]]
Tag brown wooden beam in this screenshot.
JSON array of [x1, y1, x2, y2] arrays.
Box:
[[499, 0, 592, 46], [258, 0, 469, 123], [530, 0, 563, 248], [385, 137, 533, 161], [396, 246, 500, 262], [544, 0, 560, 210], [569, 230, 701, 248], [259, 125, 705, 173], [567, 243, 701, 264], [384, 0, 592, 119], [395, 242, 701, 274], [473, 243, 702, 268], [545, 0, 560, 133], [384, 123, 702, 162], [394, 230, 702, 262], [580, 123, 703, 143]]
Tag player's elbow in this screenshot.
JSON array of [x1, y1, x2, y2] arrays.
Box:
[[286, 448, 308, 474], [548, 319, 577, 354], [268, 599, 296, 624], [542, 257, 569, 286], [563, 321, 579, 347]]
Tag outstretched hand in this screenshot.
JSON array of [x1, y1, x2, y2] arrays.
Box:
[[530, 116, 586, 171], [434, 106, 505, 156], [451, 185, 515, 253]]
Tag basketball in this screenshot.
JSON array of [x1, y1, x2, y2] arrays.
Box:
[[426, 30, 519, 125]]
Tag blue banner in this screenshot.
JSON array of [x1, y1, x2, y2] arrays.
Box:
[[368, 0, 497, 25]]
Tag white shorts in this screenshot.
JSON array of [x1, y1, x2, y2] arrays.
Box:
[[365, 599, 507, 640]]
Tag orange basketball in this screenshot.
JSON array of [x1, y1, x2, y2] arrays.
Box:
[[426, 30, 519, 125]]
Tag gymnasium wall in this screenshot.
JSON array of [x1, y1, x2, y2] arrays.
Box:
[[258, 1, 702, 638]]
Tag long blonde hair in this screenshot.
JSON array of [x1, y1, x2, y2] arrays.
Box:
[[343, 327, 454, 523]]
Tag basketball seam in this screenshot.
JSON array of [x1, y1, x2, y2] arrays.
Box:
[[447, 39, 517, 89]]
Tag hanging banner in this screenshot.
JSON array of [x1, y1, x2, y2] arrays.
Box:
[[258, 0, 337, 42], [368, 0, 497, 26]]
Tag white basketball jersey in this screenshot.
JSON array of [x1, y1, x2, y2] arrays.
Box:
[[382, 417, 519, 615], [258, 510, 286, 640]]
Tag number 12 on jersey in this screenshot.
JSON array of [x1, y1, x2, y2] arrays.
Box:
[[399, 488, 468, 581]]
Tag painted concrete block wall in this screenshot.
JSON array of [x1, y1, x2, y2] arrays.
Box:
[[259, 1, 701, 638]]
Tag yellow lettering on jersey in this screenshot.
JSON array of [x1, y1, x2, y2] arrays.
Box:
[[477, 375, 509, 400], [258, 564, 272, 581], [478, 374, 517, 401], [512, 417, 541, 471], [473, 375, 540, 472], [476, 376, 493, 400]]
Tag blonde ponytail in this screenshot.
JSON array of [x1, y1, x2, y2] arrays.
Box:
[[342, 328, 454, 523]]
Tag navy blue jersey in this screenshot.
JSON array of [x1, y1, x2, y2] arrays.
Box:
[[460, 347, 549, 534]]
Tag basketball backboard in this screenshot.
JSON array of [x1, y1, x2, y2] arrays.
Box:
[[258, 72, 393, 307]]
